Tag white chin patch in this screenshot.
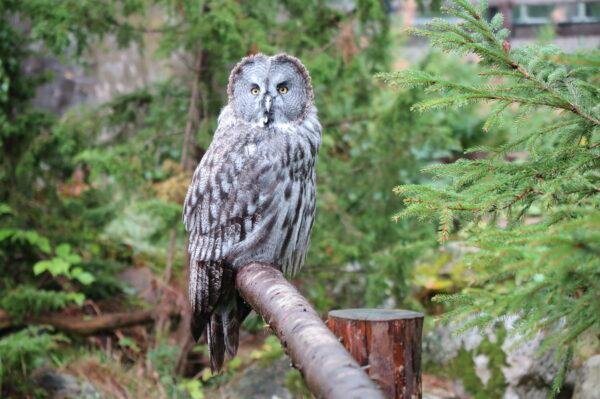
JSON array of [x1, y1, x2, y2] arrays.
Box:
[[260, 115, 269, 126]]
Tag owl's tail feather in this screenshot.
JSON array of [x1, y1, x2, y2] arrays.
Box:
[[207, 291, 251, 371], [207, 311, 225, 371], [189, 260, 251, 372]]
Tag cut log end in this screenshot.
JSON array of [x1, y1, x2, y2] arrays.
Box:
[[329, 308, 423, 321], [328, 308, 424, 399]]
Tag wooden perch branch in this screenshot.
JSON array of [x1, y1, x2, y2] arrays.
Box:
[[236, 262, 385, 399], [0, 306, 178, 335]]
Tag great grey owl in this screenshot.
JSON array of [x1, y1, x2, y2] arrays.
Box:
[[182, 53, 321, 371]]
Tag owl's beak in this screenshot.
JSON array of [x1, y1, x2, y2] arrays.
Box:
[[263, 94, 272, 113], [260, 94, 273, 126]]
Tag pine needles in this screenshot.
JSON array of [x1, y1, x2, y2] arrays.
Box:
[[380, 1, 600, 394]]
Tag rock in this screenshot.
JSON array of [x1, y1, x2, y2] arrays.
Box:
[[423, 317, 576, 399], [422, 373, 470, 399], [33, 369, 102, 399], [501, 328, 569, 399], [473, 354, 491, 386], [573, 355, 600, 399], [28, 28, 176, 115], [119, 266, 159, 304], [217, 357, 293, 399]]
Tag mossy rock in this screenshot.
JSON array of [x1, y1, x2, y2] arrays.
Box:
[[422, 318, 581, 398], [424, 325, 507, 398]]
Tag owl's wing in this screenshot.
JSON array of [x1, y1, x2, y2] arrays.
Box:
[[183, 129, 282, 264], [183, 123, 283, 369]]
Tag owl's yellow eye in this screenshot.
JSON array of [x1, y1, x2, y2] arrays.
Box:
[[250, 87, 260, 95], [278, 85, 288, 94]]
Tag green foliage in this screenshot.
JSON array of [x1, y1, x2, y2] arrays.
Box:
[[0, 2, 137, 396], [0, 227, 51, 255], [1, 0, 144, 55], [0, 286, 84, 320], [147, 340, 185, 397], [34, 243, 95, 285], [382, 0, 600, 388], [177, 379, 205, 399], [0, 327, 67, 396], [308, 50, 489, 308], [249, 335, 285, 366], [285, 368, 312, 398]]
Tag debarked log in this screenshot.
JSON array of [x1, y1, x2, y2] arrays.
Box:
[[236, 262, 385, 399]]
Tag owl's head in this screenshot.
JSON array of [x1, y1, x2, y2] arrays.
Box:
[[227, 53, 313, 126]]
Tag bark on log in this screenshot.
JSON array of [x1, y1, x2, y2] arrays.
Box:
[[236, 262, 385, 399], [327, 309, 424, 399], [0, 307, 178, 335]]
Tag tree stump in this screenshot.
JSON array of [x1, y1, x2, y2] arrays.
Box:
[[327, 309, 424, 399]]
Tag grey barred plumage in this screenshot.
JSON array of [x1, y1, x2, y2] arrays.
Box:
[[182, 53, 321, 371]]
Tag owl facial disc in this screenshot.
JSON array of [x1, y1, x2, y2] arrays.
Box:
[[228, 53, 313, 126]]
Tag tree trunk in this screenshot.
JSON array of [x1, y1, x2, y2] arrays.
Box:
[[236, 262, 385, 399], [327, 309, 424, 399], [180, 49, 204, 172]]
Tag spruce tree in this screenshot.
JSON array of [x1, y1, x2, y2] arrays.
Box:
[[380, 0, 599, 391]]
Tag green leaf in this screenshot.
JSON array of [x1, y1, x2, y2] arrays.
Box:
[[66, 292, 85, 306], [55, 243, 82, 264], [55, 243, 71, 258], [0, 229, 14, 242], [5, 230, 52, 253], [118, 336, 141, 352], [70, 267, 95, 285], [178, 379, 204, 399], [0, 203, 12, 216], [33, 258, 70, 277]]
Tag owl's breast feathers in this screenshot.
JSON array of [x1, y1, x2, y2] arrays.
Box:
[[183, 104, 321, 276], [184, 104, 320, 370]]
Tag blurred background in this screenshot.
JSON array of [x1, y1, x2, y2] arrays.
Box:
[[1, 0, 598, 398]]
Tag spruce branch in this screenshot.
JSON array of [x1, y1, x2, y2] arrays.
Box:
[[386, 0, 600, 374], [509, 63, 600, 125], [403, 0, 600, 126]]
